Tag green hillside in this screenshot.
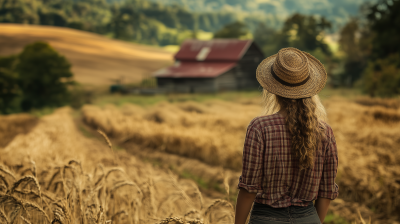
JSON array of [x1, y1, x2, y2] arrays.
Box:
[[147, 0, 376, 29], [0, 0, 376, 47], [0, 0, 257, 45]]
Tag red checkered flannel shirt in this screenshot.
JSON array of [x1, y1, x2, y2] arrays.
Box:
[[238, 113, 339, 208]]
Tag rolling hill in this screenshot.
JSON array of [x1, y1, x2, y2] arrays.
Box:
[[0, 24, 173, 86]]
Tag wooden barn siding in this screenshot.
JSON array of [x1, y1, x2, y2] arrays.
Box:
[[216, 70, 237, 91], [157, 77, 217, 93], [236, 43, 264, 89], [216, 43, 264, 91]]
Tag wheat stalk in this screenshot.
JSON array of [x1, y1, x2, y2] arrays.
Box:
[[68, 160, 83, 174], [97, 129, 120, 165], [47, 168, 61, 191], [0, 174, 9, 192], [21, 215, 33, 224], [97, 129, 112, 149], [0, 208, 9, 223], [11, 176, 41, 196], [0, 165, 16, 181], [24, 201, 51, 223]]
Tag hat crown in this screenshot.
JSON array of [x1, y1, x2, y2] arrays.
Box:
[[273, 48, 309, 84]]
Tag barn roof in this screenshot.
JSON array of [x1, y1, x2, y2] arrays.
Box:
[[153, 61, 236, 78], [174, 39, 252, 61], [154, 39, 256, 78]]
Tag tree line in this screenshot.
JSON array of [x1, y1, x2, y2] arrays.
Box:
[[0, 0, 262, 45], [214, 0, 400, 97]]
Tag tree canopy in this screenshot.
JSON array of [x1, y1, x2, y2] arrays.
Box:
[[0, 42, 74, 114], [213, 21, 249, 39], [17, 42, 74, 111]]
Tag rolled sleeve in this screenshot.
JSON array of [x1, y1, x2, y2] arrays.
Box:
[[237, 120, 264, 194], [318, 132, 339, 199]]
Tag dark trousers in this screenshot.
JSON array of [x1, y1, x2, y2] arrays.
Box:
[[249, 202, 321, 224]]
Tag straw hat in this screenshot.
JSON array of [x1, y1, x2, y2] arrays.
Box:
[[256, 47, 327, 99]]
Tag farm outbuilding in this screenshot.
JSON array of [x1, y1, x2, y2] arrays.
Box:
[[153, 39, 265, 93]]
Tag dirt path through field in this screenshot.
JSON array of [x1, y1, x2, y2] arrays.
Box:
[[0, 108, 235, 223]]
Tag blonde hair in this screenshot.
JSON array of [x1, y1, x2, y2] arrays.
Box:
[[262, 90, 327, 169]]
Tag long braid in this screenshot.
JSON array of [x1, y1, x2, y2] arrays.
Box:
[[276, 96, 324, 170]]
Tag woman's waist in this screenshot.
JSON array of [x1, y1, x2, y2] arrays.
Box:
[[251, 201, 316, 218]]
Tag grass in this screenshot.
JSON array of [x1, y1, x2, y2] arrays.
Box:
[[29, 107, 55, 117], [77, 124, 94, 138], [92, 87, 362, 108], [324, 212, 350, 224], [181, 170, 209, 190]]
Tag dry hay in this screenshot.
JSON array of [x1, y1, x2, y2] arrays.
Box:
[[0, 113, 38, 148], [82, 101, 262, 170], [355, 97, 400, 109], [1, 96, 400, 223], [0, 108, 235, 224], [82, 97, 400, 223]]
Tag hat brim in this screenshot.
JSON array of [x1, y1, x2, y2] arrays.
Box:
[[256, 51, 327, 99]]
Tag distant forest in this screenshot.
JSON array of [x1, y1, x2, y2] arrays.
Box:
[[0, 0, 374, 46], [0, 0, 268, 45], [147, 0, 375, 29]]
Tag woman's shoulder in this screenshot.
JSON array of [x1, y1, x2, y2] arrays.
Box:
[[320, 121, 334, 134], [320, 121, 336, 143], [248, 113, 285, 129]]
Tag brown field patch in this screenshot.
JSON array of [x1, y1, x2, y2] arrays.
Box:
[[1, 96, 399, 223], [0, 24, 173, 86]]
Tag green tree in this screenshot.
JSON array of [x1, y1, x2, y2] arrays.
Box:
[[213, 21, 249, 39], [253, 22, 279, 57], [16, 42, 74, 111], [279, 13, 332, 55], [359, 0, 400, 97], [0, 55, 20, 114], [338, 19, 366, 86], [364, 0, 400, 59], [363, 54, 400, 97], [0, 0, 40, 24]]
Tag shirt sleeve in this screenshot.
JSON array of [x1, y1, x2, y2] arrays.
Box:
[[318, 130, 339, 199], [237, 120, 264, 194]]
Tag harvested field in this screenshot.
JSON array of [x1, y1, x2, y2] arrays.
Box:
[[81, 96, 400, 223], [0, 24, 173, 86], [0, 96, 399, 223], [0, 108, 234, 224]]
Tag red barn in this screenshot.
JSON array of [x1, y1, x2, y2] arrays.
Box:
[[153, 39, 264, 93]]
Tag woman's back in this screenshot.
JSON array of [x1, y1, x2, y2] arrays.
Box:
[[238, 113, 338, 208], [234, 47, 339, 224]]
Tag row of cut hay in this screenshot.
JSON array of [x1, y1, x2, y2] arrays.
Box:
[[81, 101, 262, 170], [0, 113, 38, 148], [0, 107, 235, 224], [325, 98, 400, 220], [83, 97, 400, 221], [354, 97, 400, 109]]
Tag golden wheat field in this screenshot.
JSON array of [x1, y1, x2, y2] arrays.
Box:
[[0, 95, 400, 224]]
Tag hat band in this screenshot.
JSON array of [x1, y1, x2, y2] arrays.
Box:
[[271, 65, 310, 87]]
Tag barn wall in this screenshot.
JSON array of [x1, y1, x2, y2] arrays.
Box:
[[157, 78, 217, 93], [235, 43, 264, 89], [216, 70, 237, 91]]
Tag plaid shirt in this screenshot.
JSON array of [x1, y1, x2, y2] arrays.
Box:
[[238, 113, 339, 208]]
